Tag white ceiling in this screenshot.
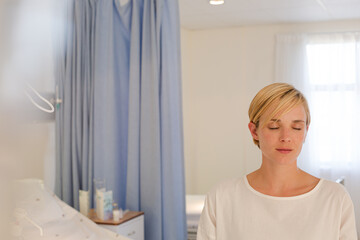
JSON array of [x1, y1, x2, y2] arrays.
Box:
[[179, 0, 360, 29]]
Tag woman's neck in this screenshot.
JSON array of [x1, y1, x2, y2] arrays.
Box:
[[247, 162, 318, 197], [260, 161, 302, 184]]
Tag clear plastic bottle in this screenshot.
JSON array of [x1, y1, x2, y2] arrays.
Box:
[[112, 203, 123, 221]]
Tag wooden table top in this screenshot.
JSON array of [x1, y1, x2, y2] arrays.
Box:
[[88, 209, 144, 225]]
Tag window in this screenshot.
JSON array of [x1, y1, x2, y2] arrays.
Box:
[[306, 35, 360, 168], [276, 33, 360, 231]]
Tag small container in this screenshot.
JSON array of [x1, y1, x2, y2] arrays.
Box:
[[93, 178, 106, 211], [79, 190, 90, 216], [112, 203, 123, 221]]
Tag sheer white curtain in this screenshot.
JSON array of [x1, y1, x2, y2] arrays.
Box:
[[276, 32, 360, 234], [275, 34, 314, 174], [275, 34, 311, 93]]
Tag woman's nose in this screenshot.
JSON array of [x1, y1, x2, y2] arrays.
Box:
[[280, 129, 291, 142]]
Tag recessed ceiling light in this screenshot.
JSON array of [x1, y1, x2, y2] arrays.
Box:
[[209, 0, 224, 5]]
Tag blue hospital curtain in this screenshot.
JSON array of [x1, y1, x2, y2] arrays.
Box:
[[55, 0, 187, 239], [126, 0, 187, 239]]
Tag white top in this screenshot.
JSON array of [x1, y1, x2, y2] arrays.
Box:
[[197, 176, 357, 240]]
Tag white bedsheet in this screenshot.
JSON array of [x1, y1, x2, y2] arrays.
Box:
[[12, 179, 129, 240]]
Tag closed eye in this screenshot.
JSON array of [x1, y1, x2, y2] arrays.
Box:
[[269, 127, 279, 130], [293, 128, 302, 130]]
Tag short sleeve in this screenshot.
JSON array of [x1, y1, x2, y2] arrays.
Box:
[[197, 193, 216, 240], [339, 191, 358, 240]]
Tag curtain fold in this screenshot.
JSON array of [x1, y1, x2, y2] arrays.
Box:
[[55, 0, 95, 209], [276, 32, 360, 234], [92, 0, 130, 209], [126, 0, 187, 239], [275, 34, 311, 94], [55, 0, 186, 239], [275, 34, 313, 173]]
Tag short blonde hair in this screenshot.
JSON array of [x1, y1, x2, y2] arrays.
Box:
[[248, 83, 311, 147]]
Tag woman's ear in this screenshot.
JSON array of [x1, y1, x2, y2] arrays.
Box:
[[248, 122, 259, 141]]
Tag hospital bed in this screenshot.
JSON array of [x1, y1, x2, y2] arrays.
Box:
[[12, 179, 129, 240], [186, 195, 205, 240]]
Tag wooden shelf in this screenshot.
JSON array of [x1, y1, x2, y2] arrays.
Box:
[[88, 209, 144, 225]]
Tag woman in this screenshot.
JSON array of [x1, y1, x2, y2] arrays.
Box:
[[197, 83, 357, 240]]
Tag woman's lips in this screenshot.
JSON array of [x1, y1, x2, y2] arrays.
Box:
[[276, 148, 292, 154]]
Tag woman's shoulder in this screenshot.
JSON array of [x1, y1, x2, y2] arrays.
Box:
[[299, 171, 348, 199], [206, 176, 245, 198], [318, 178, 350, 199], [320, 178, 346, 190]]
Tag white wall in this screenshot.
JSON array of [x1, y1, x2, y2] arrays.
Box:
[[0, 0, 57, 191], [181, 19, 360, 194]]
